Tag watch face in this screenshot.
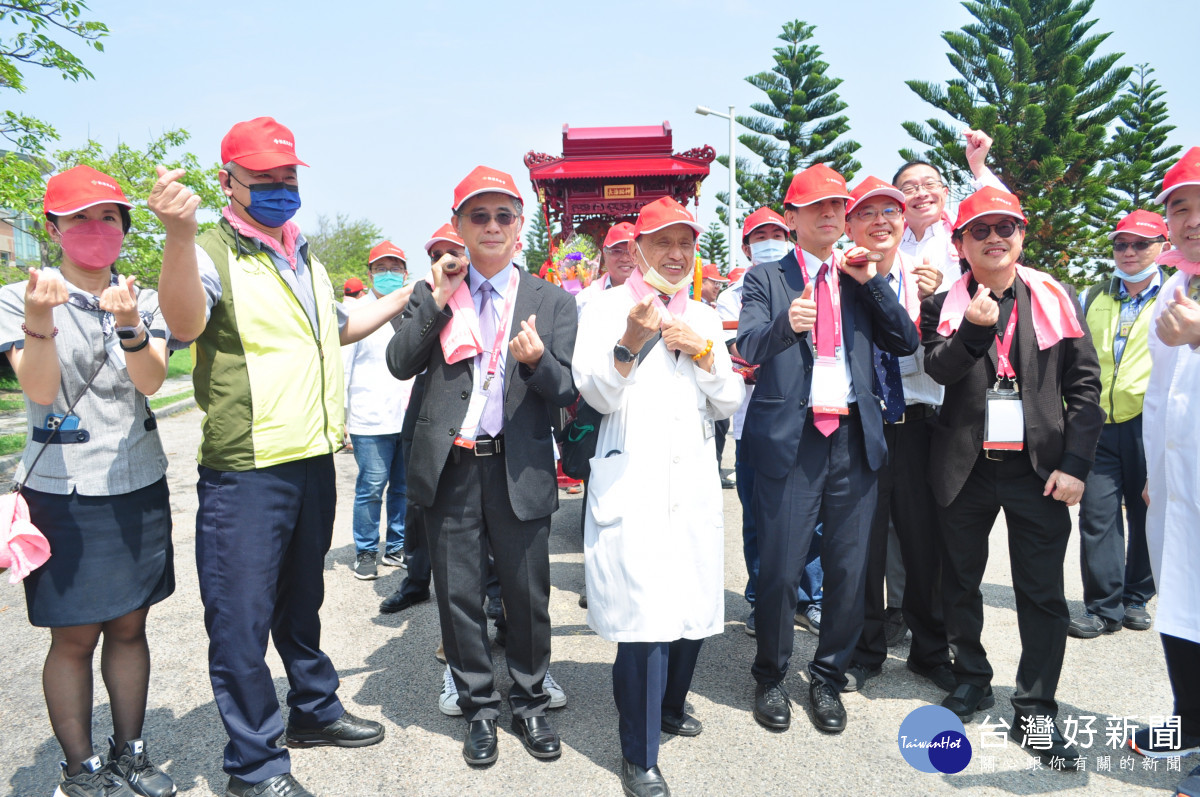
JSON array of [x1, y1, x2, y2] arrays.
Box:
[[613, 344, 635, 363], [117, 329, 138, 339]]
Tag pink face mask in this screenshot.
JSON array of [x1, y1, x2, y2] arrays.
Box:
[[55, 219, 124, 271]]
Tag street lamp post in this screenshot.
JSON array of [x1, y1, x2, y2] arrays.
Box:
[[696, 104, 737, 272]]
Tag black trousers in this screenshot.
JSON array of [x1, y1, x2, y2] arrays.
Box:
[[394, 437, 431, 597], [612, 639, 703, 769], [854, 414, 949, 669], [1162, 634, 1200, 736], [752, 412, 876, 690], [939, 451, 1071, 719], [424, 446, 551, 722]]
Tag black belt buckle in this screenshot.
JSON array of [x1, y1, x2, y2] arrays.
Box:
[[984, 448, 1016, 462], [473, 436, 504, 457]]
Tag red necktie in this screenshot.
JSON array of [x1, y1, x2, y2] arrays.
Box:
[[814, 263, 839, 437]]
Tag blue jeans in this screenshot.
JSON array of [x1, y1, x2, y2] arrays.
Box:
[[350, 433, 406, 556]]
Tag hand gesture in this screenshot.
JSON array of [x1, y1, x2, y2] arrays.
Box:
[[509, 314, 544, 366], [430, 251, 468, 307], [99, 275, 141, 327], [839, 246, 878, 284], [964, 129, 993, 178], [964, 284, 999, 327], [661, 316, 705, 357], [1044, 469, 1084, 506], [24, 268, 69, 317], [914, 257, 943, 300], [148, 165, 201, 238], [789, 282, 817, 334], [623, 294, 661, 350], [1155, 286, 1200, 348]]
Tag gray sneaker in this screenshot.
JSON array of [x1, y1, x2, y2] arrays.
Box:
[[353, 551, 378, 580], [381, 550, 406, 568], [795, 604, 822, 635], [54, 755, 137, 797]]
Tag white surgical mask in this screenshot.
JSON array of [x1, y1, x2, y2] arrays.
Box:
[[637, 245, 692, 295], [749, 239, 791, 266], [1115, 262, 1158, 284]]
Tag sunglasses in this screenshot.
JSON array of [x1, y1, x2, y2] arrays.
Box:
[[1113, 240, 1162, 253], [966, 220, 1021, 241], [458, 210, 519, 227]]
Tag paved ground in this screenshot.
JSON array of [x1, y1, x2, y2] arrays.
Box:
[[0, 407, 1188, 796]]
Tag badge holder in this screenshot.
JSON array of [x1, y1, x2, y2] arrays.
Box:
[[983, 379, 1024, 456], [811, 356, 851, 416]]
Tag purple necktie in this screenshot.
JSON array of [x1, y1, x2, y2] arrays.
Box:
[[477, 281, 504, 436]]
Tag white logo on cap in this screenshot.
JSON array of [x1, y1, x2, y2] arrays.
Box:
[[482, 176, 506, 184], [992, 196, 1014, 207], [1136, 221, 1158, 228], [273, 138, 294, 148], [91, 180, 118, 191]]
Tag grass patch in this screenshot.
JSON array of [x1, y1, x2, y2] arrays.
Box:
[[0, 373, 18, 391], [149, 389, 193, 411], [167, 347, 193, 379], [0, 433, 25, 457], [0, 395, 23, 412]]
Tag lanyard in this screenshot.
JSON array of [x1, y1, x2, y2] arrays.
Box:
[[479, 267, 522, 389], [995, 304, 1018, 381]]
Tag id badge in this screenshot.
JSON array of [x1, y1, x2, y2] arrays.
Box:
[[1118, 321, 1134, 338], [702, 417, 716, 440], [983, 386, 1024, 450], [898, 354, 920, 376], [812, 356, 850, 415], [454, 380, 492, 449]]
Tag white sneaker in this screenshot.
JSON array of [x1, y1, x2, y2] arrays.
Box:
[[438, 665, 462, 716], [543, 671, 567, 709]]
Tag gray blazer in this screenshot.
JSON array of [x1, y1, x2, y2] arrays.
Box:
[[386, 270, 578, 521]]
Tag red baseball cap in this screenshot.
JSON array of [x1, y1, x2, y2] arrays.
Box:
[[368, 241, 407, 265], [1154, 146, 1200, 205], [783, 164, 851, 208], [424, 223, 466, 254], [727, 267, 747, 284], [701, 264, 728, 282], [741, 207, 788, 240], [453, 166, 523, 211], [343, 277, 366, 295], [43, 165, 133, 215], [1107, 209, 1168, 241], [846, 176, 906, 216], [602, 222, 637, 249], [634, 197, 704, 237], [221, 117, 308, 171], [953, 186, 1027, 230]]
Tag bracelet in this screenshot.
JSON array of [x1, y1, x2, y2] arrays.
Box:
[[692, 339, 714, 361], [120, 331, 151, 353], [21, 323, 58, 339]]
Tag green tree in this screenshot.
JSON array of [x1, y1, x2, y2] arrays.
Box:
[[901, 0, 1131, 283], [523, 202, 550, 274], [52, 130, 225, 286], [306, 213, 384, 291], [0, 1, 107, 222], [698, 222, 728, 271], [1102, 63, 1180, 215], [716, 19, 862, 226]]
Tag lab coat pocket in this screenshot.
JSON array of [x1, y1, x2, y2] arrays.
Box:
[[587, 451, 631, 528]]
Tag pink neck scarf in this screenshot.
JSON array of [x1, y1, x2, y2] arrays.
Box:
[[625, 268, 691, 320], [1157, 249, 1200, 277], [937, 265, 1083, 350], [222, 206, 301, 270]]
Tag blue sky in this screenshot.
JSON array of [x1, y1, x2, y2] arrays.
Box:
[[11, 0, 1196, 274]]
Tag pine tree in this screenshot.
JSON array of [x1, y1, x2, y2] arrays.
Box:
[[901, 0, 1131, 283], [523, 203, 550, 274], [716, 19, 861, 228], [1103, 64, 1180, 214], [697, 222, 728, 271]]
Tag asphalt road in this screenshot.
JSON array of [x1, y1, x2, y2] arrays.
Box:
[[0, 407, 1186, 796]]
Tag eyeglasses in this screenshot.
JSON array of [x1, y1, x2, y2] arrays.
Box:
[[1113, 239, 1163, 253], [966, 220, 1022, 241], [849, 206, 903, 223], [458, 210, 519, 227], [603, 245, 635, 259], [370, 264, 408, 274], [899, 180, 945, 196]]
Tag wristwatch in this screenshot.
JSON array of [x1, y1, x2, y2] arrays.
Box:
[[613, 342, 639, 363], [115, 323, 143, 340]]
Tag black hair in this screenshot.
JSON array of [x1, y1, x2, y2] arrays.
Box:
[[892, 160, 942, 188], [46, 206, 133, 234]]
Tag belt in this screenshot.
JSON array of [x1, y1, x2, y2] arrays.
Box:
[[885, 403, 937, 425], [472, 435, 504, 456], [983, 447, 1024, 462]]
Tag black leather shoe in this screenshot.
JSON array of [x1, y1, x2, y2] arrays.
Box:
[[907, 660, 957, 692], [809, 682, 847, 733], [463, 719, 498, 766], [1009, 717, 1082, 767], [620, 757, 670, 797], [226, 773, 313, 797], [941, 683, 994, 720], [660, 711, 703, 737], [842, 662, 882, 693], [285, 710, 384, 748], [379, 588, 429, 614], [753, 683, 791, 731], [511, 715, 561, 759], [1067, 613, 1121, 639]]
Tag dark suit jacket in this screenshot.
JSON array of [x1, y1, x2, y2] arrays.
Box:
[[736, 250, 920, 480], [386, 269, 578, 521], [919, 276, 1104, 507]]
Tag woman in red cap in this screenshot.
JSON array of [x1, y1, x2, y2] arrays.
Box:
[[0, 165, 176, 797]]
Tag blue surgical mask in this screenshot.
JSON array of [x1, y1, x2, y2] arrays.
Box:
[[235, 179, 301, 227], [1115, 262, 1158, 284], [749, 239, 790, 266], [373, 272, 406, 295]]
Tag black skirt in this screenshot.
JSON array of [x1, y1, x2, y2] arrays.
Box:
[[22, 477, 174, 627]]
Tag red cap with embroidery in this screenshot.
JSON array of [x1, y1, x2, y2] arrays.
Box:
[[603, 222, 637, 249], [343, 278, 366, 296], [1107, 209, 1168, 241], [701, 264, 728, 282], [741, 207, 789, 240], [43, 165, 133, 215], [953, 186, 1027, 230], [783, 164, 851, 208], [846, 176, 906, 215], [727, 267, 747, 284], [424, 223, 466, 254], [368, 241, 407, 264], [221, 117, 308, 171], [1154, 146, 1200, 205], [452, 166, 523, 211], [634, 197, 704, 237]]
